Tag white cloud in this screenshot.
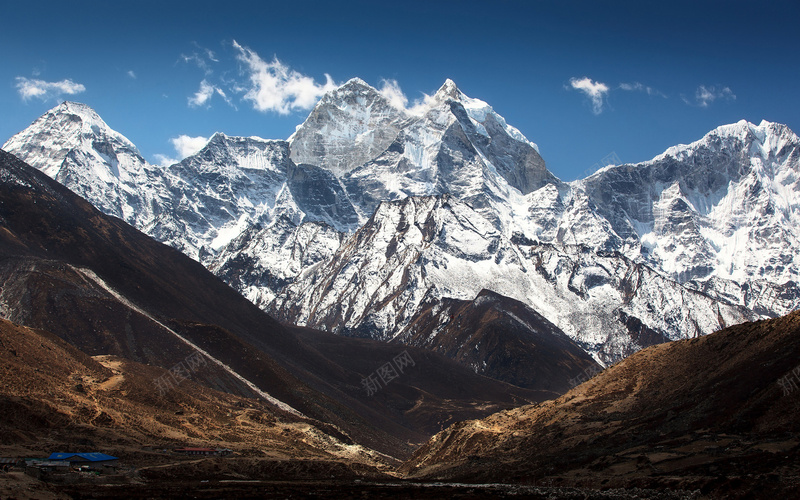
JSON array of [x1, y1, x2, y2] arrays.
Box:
[[378, 79, 409, 110], [232, 40, 337, 114], [618, 82, 666, 98], [153, 153, 178, 167], [203, 47, 219, 63], [569, 77, 609, 114], [170, 135, 209, 159], [127, 70, 136, 79], [691, 85, 736, 107], [188, 81, 214, 107], [15, 77, 86, 102], [375, 78, 436, 116], [181, 54, 212, 75]]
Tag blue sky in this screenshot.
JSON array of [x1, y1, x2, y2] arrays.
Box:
[[2, 0, 798, 181]]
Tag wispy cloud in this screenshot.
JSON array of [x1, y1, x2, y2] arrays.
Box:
[[188, 80, 232, 108], [15, 77, 86, 102], [127, 70, 136, 79], [153, 154, 178, 167], [154, 134, 210, 167], [683, 85, 736, 107], [376, 78, 437, 116], [179, 43, 219, 75], [232, 40, 337, 114], [378, 79, 408, 110], [569, 77, 609, 115], [618, 82, 666, 98]]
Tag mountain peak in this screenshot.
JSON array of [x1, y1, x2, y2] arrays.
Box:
[[57, 100, 95, 112], [208, 131, 228, 143], [653, 119, 799, 164], [341, 77, 370, 88], [434, 79, 461, 100], [706, 119, 798, 144], [318, 77, 381, 105], [46, 101, 107, 129]]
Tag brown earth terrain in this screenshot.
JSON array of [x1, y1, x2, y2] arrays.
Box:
[[402, 311, 800, 498], [395, 289, 601, 392]]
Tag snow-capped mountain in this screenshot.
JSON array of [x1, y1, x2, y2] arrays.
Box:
[[290, 78, 555, 224], [2, 107, 359, 262], [210, 216, 345, 308], [2, 101, 174, 227], [157, 132, 359, 259], [582, 120, 800, 285], [270, 193, 754, 362], [4, 80, 799, 365], [289, 77, 412, 178]]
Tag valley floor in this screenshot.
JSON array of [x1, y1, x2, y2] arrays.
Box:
[[2, 447, 794, 500], [2, 475, 700, 500]]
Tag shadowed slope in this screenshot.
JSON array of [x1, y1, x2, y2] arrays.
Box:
[[395, 289, 601, 392]]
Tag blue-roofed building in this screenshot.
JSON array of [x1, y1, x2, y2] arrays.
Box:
[[47, 453, 118, 468]]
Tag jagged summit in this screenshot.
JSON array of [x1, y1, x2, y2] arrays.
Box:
[[309, 77, 388, 111], [57, 100, 101, 117], [338, 76, 371, 90], [3, 101, 141, 177], [288, 77, 409, 177], [656, 119, 799, 163], [1, 100, 158, 224], [433, 78, 461, 100]]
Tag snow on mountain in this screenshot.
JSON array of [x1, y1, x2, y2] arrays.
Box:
[[2, 101, 173, 226], [270, 193, 754, 363], [576, 119, 800, 314], [3, 81, 799, 365], [289, 77, 412, 178], [210, 216, 345, 309], [3, 108, 360, 263], [162, 132, 361, 260], [289, 78, 555, 226]]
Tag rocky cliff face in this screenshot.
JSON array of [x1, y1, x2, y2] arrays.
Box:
[[270, 193, 754, 363], [289, 77, 412, 178], [581, 120, 800, 288]]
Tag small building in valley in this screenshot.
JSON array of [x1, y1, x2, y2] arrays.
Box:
[[173, 447, 232, 456], [0, 458, 23, 472], [47, 453, 118, 469]]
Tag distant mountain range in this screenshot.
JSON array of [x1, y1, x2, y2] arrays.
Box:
[[4, 79, 799, 367]]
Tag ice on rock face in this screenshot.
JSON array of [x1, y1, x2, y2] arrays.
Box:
[[270, 193, 755, 363], [3, 102, 362, 262], [580, 120, 800, 287], [289, 78, 412, 178]]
